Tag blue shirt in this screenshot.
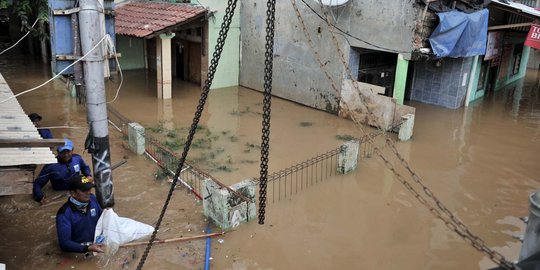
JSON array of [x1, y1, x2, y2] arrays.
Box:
[[56, 194, 102, 253], [38, 128, 53, 139], [33, 154, 92, 202]]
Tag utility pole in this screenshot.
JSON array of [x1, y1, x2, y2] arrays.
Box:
[[79, 0, 114, 208]]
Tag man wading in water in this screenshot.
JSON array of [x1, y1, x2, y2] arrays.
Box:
[[32, 138, 92, 205], [56, 174, 104, 254]]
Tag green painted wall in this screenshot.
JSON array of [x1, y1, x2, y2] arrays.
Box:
[[471, 56, 485, 102], [469, 38, 530, 103], [392, 55, 408, 105], [116, 36, 146, 70], [463, 55, 479, 105], [494, 36, 530, 90], [192, 0, 240, 89]]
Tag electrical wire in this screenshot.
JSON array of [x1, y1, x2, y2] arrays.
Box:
[[0, 18, 40, 56], [298, 0, 409, 54], [0, 35, 109, 104], [105, 35, 124, 104]]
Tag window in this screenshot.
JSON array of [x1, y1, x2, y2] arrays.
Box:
[[477, 61, 488, 90]]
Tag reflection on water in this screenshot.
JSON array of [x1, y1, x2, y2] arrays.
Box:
[[0, 51, 539, 269], [108, 70, 364, 182]]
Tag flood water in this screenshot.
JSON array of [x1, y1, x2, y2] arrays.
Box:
[[1, 50, 540, 270]]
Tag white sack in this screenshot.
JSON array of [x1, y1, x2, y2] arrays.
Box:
[[94, 208, 154, 255]]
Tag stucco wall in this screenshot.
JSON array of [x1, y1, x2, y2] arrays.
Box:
[[239, 0, 418, 114], [192, 0, 240, 89], [116, 36, 146, 70]]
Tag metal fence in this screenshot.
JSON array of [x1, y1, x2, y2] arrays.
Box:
[[108, 105, 396, 205], [257, 126, 394, 203], [258, 147, 341, 203], [107, 106, 218, 201]]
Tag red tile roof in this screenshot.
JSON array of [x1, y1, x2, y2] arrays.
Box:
[[115, 2, 206, 38]]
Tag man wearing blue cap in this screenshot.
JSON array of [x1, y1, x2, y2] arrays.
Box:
[[33, 138, 92, 205], [56, 174, 103, 253]]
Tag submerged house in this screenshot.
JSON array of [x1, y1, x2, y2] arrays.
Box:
[[412, 0, 540, 107], [114, 0, 242, 98], [111, 0, 539, 124], [115, 2, 208, 99], [239, 0, 540, 118]]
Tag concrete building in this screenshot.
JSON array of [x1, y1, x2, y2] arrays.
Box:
[[239, 0, 540, 115], [115, 2, 208, 99]]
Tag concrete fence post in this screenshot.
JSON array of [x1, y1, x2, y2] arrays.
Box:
[[398, 113, 415, 141], [338, 140, 359, 174], [202, 179, 257, 230], [128, 122, 145, 155], [519, 190, 540, 261]]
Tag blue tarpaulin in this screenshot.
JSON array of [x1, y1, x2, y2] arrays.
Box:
[[429, 9, 489, 58]]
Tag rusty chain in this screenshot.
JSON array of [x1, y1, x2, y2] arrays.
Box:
[[290, 0, 516, 268], [135, 0, 239, 268]]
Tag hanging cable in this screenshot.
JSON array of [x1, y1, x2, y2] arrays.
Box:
[[135, 0, 239, 268], [105, 35, 124, 104], [0, 18, 40, 56], [0, 35, 109, 104], [298, 0, 409, 54]]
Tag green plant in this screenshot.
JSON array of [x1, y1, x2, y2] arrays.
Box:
[[336, 134, 356, 141], [154, 168, 169, 181], [148, 122, 165, 133], [163, 140, 183, 150], [166, 131, 177, 138]]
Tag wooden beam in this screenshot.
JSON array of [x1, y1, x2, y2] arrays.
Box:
[[0, 139, 65, 148], [488, 22, 532, 31]]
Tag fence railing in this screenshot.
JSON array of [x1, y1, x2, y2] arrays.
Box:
[[108, 106, 205, 199], [107, 106, 253, 203], [256, 147, 340, 203], [108, 105, 397, 205]]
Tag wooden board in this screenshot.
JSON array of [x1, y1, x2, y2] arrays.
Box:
[[0, 169, 34, 196]]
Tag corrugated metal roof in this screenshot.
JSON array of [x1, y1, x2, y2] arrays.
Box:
[[115, 2, 206, 38], [491, 0, 540, 19], [0, 73, 57, 166]]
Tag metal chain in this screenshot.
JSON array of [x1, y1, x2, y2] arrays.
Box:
[[290, 0, 516, 268], [258, 0, 277, 224], [135, 0, 239, 268]]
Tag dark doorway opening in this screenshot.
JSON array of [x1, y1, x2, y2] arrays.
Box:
[[175, 44, 185, 80], [352, 47, 398, 97]]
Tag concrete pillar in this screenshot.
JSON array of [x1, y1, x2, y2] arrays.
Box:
[[156, 33, 175, 99], [398, 113, 415, 141], [202, 179, 257, 230], [128, 122, 145, 155], [337, 140, 359, 174], [393, 54, 409, 105], [520, 190, 540, 261]]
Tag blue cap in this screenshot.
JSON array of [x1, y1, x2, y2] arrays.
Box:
[[57, 138, 74, 152]]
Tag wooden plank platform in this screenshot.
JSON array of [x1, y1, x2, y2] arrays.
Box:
[[0, 72, 56, 167]]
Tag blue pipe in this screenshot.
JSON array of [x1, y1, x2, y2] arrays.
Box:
[[204, 223, 211, 270]]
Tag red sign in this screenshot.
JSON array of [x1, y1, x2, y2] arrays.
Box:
[[525, 24, 540, 50]]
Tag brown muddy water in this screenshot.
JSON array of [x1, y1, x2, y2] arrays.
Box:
[[0, 51, 539, 270]]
